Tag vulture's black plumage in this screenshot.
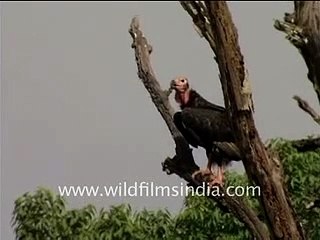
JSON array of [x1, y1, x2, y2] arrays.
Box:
[[171, 76, 241, 185]]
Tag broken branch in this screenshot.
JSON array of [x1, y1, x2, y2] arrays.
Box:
[[293, 95, 320, 125]]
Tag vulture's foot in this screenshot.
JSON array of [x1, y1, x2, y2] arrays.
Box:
[[192, 168, 214, 183], [208, 176, 224, 187], [208, 165, 225, 187]]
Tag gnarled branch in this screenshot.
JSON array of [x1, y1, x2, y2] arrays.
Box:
[[129, 16, 269, 240], [275, 1, 320, 104], [129, 16, 196, 169]]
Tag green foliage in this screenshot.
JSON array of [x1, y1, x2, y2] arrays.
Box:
[[176, 183, 251, 240], [268, 138, 320, 239], [12, 187, 97, 239], [12, 187, 249, 240], [12, 138, 320, 239]]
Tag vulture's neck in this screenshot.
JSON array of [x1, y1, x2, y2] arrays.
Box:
[[175, 89, 194, 109]]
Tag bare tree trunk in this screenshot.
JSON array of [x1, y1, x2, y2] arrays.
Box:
[[294, 1, 320, 103], [181, 2, 306, 239]]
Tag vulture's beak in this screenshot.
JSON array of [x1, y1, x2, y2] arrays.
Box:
[[170, 79, 176, 90]]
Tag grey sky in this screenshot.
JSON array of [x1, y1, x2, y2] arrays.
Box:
[[1, 2, 319, 239]]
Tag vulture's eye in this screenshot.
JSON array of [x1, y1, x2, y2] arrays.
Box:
[[181, 79, 185, 83]]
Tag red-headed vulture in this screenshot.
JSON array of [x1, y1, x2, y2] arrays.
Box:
[[170, 76, 241, 186]]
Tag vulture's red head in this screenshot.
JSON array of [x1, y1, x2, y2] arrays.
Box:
[[171, 76, 191, 107]]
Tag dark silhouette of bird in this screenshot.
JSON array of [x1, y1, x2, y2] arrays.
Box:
[[170, 76, 241, 186]]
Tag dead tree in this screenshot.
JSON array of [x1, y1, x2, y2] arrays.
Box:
[[129, 1, 319, 239], [129, 16, 269, 240], [274, 1, 320, 125]]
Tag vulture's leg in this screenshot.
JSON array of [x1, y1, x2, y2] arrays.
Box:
[[216, 166, 224, 185], [208, 168, 224, 187], [214, 160, 227, 186], [191, 150, 214, 182], [221, 160, 227, 182], [210, 161, 219, 179], [191, 167, 212, 182], [209, 158, 226, 187]]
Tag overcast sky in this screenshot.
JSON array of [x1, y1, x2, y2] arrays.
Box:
[[1, 2, 319, 239]]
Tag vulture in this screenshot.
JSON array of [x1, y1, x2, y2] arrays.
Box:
[[170, 76, 241, 186]]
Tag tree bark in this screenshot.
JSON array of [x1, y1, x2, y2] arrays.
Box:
[[274, 1, 320, 117], [129, 16, 270, 240], [181, 1, 306, 239], [293, 1, 320, 104]]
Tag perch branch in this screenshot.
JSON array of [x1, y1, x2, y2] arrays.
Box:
[[129, 16, 269, 240], [293, 95, 320, 125], [129, 16, 195, 168]]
